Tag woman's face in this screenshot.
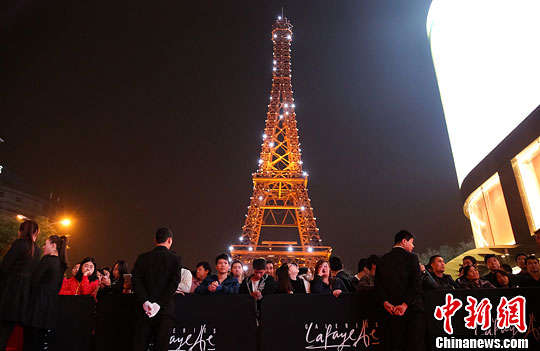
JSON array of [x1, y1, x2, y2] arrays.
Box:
[[288, 264, 299, 276], [466, 266, 479, 281], [496, 272, 509, 287], [112, 264, 120, 280], [81, 261, 95, 276], [231, 263, 243, 278], [42, 239, 56, 256], [319, 262, 330, 277], [71, 263, 80, 276]]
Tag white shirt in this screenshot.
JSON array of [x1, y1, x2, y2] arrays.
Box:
[[176, 268, 192, 294]]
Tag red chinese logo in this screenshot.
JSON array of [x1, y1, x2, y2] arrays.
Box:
[[434, 293, 463, 335], [464, 296, 492, 330], [496, 296, 527, 333], [434, 294, 528, 335]]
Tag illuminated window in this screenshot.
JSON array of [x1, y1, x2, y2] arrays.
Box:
[[512, 138, 540, 235], [464, 173, 515, 248]]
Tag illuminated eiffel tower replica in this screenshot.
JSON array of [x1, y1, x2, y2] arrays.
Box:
[[230, 16, 332, 268]]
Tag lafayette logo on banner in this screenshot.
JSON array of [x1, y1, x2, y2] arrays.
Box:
[[434, 293, 527, 335], [169, 325, 217, 351], [304, 320, 379, 350]]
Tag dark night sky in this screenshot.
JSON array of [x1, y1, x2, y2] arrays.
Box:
[[0, 0, 471, 271]]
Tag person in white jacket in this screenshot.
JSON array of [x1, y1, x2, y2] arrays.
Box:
[[175, 257, 192, 294]]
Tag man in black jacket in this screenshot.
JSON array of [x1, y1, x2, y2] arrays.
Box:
[[423, 255, 459, 290], [482, 254, 502, 287], [329, 255, 356, 293], [132, 227, 181, 351], [239, 258, 276, 318], [375, 230, 424, 351]]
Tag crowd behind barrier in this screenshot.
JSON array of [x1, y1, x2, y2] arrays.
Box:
[[28, 288, 540, 351], [2, 223, 540, 351]]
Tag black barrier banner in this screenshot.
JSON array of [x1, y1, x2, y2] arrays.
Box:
[[170, 294, 257, 350], [425, 288, 540, 351], [54, 288, 540, 351], [94, 294, 257, 351], [48, 295, 95, 351], [259, 292, 382, 351], [94, 294, 139, 351]]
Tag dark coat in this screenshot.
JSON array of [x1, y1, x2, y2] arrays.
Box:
[[458, 279, 495, 289], [239, 274, 276, 296], [239, 274, 276, 317], [132, 246, 181, 317], [375, 247, 423, 312], [311, 275, 346, 295], [517, 273, 540, 287], [483, 272, 500, 287], [0, 239, 41, 322], [335, 271, 357, 292], [423, 271, 459, 290], [25, 255, 66, 329], [195, 274, 239, 294]]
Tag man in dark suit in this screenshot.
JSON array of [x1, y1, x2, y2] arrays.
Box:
[[375, 230, 424, 351], [132, 227, 181, 351]]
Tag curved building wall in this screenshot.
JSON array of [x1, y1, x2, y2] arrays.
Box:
[[460, 106, 540, 247], [427, 0, 540, 186]]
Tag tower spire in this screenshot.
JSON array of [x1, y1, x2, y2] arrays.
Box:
[[230, 16, 331, 267]]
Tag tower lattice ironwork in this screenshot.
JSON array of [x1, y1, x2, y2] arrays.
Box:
[[230, 16, 331, 267]]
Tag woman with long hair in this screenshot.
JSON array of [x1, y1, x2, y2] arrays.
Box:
[[24, 235, 68, 350], [276, 263, 293, 294], [289, 262, 310, 293], [311, 260, 344, 297], [59, 257, 99, 295], [0, 220, 42, 349], [100, 260, 129, 296]]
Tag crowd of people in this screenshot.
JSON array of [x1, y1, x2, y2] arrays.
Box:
[[0, 220, 539, 351]]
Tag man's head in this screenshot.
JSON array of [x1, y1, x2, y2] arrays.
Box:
[[525, 256, 539, 274], [484, 254, 501, 272], [366, 254, 378, 275], [195, 261, 211, 281], [231, 260, 243, 278], [429, 255, 445, 275], [515, 253, 527, 269], [394, 230, 415, 253], [535, 229, 540, 247], [462, 256, 477, 268], [215, 253, 230, 275], [253, 258, 266, 281], [265, 260, 275, 277], [155, 227, 173, 248], [329, 256, 344, 273], [357, 258, 368, 274]]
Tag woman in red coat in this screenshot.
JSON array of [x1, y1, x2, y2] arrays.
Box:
[[59, 257, 99, 295]]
